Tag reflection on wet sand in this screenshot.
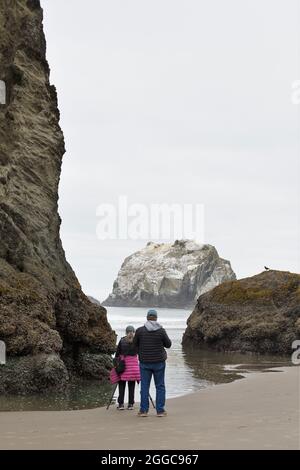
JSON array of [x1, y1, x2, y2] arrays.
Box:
[[182, 346, 290, 384]]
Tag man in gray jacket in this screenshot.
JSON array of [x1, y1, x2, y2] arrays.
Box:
[[134, 309, 172, 417]]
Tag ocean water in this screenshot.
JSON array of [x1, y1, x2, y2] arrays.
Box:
[[0, 307, 290, 411]]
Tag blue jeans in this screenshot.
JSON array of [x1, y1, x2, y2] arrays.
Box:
[[140, 361, 166, 413]]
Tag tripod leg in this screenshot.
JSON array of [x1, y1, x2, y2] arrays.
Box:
[[106, 383, 118, 410], [149, 393, 156, 409], [137, 380, 156, 409]]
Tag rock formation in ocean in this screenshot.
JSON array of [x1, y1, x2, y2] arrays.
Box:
[[182, 270, 300, 354], [0, 0, 116, 394], [104, 240, 236, 308], [88, 296, 101, 306]]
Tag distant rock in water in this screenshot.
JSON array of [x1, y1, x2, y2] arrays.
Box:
[[88, 296, 102, 306], [104, 240, 236, 308], [0, 1, 115, 394], [182, 270, 300, 354]]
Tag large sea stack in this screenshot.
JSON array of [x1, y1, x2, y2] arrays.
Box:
[[104, 240, 236, 308], [182, 270, 300, 354], [0, 0, 115, 394]]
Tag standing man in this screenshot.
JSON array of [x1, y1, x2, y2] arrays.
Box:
[[134, 309, 172, 417]]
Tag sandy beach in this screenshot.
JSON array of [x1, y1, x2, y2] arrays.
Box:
[[0, 366, 299, 450]]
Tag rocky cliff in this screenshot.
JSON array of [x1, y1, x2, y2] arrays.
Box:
[[104, 240, 236, 308], [182, 270, 300, 354], [0, 0, 115, 394]]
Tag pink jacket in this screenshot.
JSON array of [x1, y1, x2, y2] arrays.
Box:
[[110, 354, 141, 384]]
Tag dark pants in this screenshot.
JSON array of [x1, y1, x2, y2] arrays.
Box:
[[140, 361, 166, 413], [118, 380, 135, 406]]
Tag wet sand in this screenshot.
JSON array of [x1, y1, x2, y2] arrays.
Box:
[[0, 366, 299, 450]]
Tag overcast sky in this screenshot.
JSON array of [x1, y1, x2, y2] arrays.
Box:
[[42, 0, 299, 301]]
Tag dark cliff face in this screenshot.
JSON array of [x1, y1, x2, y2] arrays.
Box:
[[0, 0, 116, 393], [182, 271, 300, 355]]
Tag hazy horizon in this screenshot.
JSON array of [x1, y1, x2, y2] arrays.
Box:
[[42, 0, 299, 302]]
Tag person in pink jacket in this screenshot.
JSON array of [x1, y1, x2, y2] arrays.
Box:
[[110, 325, 141, 410]]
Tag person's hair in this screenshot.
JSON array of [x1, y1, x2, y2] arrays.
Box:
[[125, 332, 134, 343], [125, 325, 135, 343]]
